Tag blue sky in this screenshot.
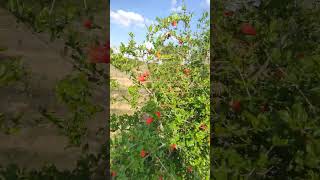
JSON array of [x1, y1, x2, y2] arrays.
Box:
[[110, 0, 210, 48]]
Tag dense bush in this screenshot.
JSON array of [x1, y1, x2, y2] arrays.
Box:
[[212, 0, 320, 179], [110, 5, 210, 179]]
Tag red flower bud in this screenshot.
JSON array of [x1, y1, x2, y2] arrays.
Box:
[[199, 124, 207, 131], [170, 144, 177, 151], [240, 23, 257, 36], [88, 44, 109, 64], [138, 75, 146, 83], [223, 11, 234, 17], [111, 171, 117, 177], [83, 19, 92, 29], [230, 100, 241, 112], [183, 68, 191, 75], [172, 20, 177, 27], [140, 149, 146, 158], [146, 117, 154, 125]]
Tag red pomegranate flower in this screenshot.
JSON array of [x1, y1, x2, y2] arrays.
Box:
[[138, 75, 146, 82], [223, 11, 234, 17], [230, 100, 241, 112], [187, 166, 193, 173], [83, 19, 92, 29], [170, 144, 177, 151], [172, 20, 177, 27], [140, 149, 146, 158], [146, 117, 154, 125], [88, 43, 109, 64], [156, 111, 161, 118], [199, 124, 207, 131], [159, 176, 163, 180], [111, 171, 117, 177], [240, 23, 257, 36], [183, 68, 191, 75]]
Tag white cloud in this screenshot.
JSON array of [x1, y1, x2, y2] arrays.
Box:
[[111, 9, 150, 28], [171, 6, 182, 12], [170, 0, 183, 12]]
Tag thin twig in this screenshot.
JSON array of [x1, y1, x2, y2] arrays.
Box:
[[266, 145, 274, 156], [49, 0, 56, 14], [154, 154, 176, 179], [295, 85, 316, 112], [83, 0, 87, 10], [235, 66, 251, 98], [248, 168, 256, 177], [256, 166, 274, 176]]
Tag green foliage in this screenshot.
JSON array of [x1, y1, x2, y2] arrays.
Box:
[[212, 0, 320, 179], [111, 5, 210, 179], [40, 73, 103, 146], [0, 56, 28, 88]]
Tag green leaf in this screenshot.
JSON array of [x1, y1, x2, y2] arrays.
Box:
[[272, 135, 288, 146], [148, 25, 152, 32], [292, 103, 308, 123], [278, 110, 291, 122], [243, 111, 260, 129]]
